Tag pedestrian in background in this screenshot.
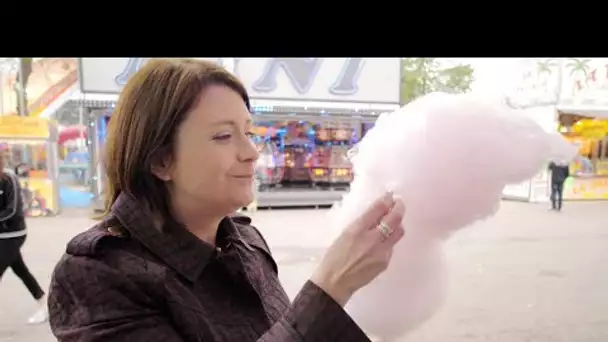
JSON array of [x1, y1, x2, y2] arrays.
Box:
[[549, 161, 570, 212], [0, 155, 48, 324]]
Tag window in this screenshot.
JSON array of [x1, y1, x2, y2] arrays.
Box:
[[252, 118, 362, 191]]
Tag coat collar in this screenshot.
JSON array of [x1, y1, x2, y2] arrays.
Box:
[[111, 192, 245, 282]]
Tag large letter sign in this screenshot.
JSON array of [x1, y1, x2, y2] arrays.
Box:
[[252, 58, 364, 96], [115, 58, 147, 86], [329, 58, 365, 95], [237, 58, 400, 105], [79, 58, 400, 105], [78, 58, 226, 94]]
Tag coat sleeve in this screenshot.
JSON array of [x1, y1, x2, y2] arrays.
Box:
[[258, 280, 371, 342], [48, 255, 184, 342], [238, 218, 371, 342]]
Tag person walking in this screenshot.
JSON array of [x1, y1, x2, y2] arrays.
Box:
[[0, 156, 48, 324], [549, 161, 570, 212]]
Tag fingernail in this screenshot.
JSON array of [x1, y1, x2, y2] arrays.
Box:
[[383, 191, 395, 206]]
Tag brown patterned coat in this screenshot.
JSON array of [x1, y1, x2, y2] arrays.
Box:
[[48, 193, 370, 342]]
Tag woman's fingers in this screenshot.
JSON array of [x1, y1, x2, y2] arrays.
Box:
[[311, 195, 406, 306], [373, 197, 406, 245], [352, 192, 395, 233], [383, 222, 405, 245]]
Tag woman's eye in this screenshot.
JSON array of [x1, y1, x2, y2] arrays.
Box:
[[213, 133, 232, 141], [246, 132, 256, 139]]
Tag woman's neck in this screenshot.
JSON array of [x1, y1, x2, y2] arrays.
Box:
[[170, 193, 224, 245], [183, 216, 223, 245]]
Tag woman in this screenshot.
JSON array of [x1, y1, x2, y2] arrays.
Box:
[[0, 156, 48, 324], [48, 59, 406, 341]]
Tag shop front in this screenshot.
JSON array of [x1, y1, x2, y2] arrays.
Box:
[[235, 58, 401, 207], [75, 58, 400, 209], [501, 58, 563, 202], [247, 108, 381, 207], [556, 58, 608, 200], [506, 58, 608, 201], [0, 115, 60, 216]]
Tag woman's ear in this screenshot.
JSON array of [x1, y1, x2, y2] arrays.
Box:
[[150, 152, 173, 181]]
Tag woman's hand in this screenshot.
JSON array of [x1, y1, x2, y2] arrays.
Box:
[[310, 192, 406, 306]]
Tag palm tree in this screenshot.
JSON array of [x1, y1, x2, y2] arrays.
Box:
[[566, 58, 591, 76], [507, 59, 566, 109], [536, 59, 558, 75], [566, 58, 592, 92], [535, 59, 565, 104]]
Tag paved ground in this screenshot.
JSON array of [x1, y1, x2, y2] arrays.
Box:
[[0, 201, 607, 341]]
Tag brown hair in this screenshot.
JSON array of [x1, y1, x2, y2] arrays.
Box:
[[101, 59, 250, 224]]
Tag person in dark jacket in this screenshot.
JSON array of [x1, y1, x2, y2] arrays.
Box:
[[47, 59, 407, 342], [549, 161, 570, 211], [0, 156, 48, 324]]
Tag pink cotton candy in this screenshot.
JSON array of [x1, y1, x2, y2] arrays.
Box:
[[329, 92, 577, 341]]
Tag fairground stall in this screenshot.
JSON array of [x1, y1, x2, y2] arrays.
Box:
[[75, 58, 400, 209], [57, 125, 90, 197], [236, 58, 401, 207], [0, 115, 60, 216], [74, 58, 231, 212], [500, 58, 564, 203], [555, 58, 608, 200], [502, 58, 608, 202]]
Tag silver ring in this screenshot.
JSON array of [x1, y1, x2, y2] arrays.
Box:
[[376, 221, 394, 240]]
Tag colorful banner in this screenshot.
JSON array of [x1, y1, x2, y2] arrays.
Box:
[[18, 177, 57, 217], [0, 115, 50, 139], [559, 58, 608, 107], [29, 70, 77, 117], [564, 176, 608, 200], [1, 58, 77, 117]]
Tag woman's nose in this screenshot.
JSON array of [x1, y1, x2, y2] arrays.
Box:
[[240, 138, 259, 162]]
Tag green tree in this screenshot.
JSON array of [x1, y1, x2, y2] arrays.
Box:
[[438, 65, 475, 93], [400, 58, 474, 104]]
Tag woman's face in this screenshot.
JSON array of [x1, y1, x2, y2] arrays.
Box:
[[157, 85, 259, 214]]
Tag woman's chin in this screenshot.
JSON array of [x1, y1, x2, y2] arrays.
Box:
[[233, 193, 254, 211]]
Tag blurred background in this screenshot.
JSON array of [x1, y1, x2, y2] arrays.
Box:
[[1, 58, 605, 217], [0, 58, 607, 342]]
